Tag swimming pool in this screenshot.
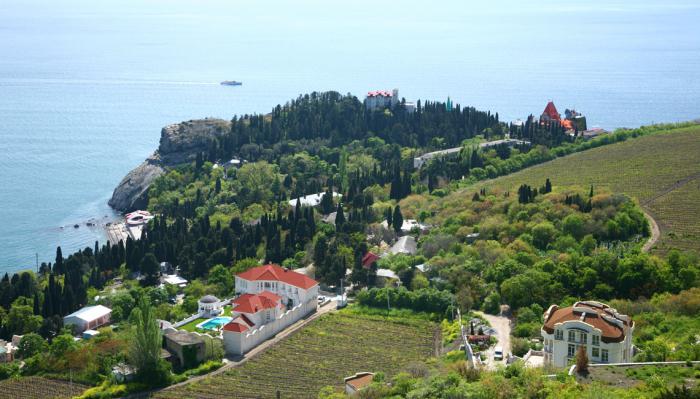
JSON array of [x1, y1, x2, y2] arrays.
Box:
[[196, 316, 233, 331]]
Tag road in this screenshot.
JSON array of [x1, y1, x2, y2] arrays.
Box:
[[641, 208, 660, 253], [474, 311, 512, 369]]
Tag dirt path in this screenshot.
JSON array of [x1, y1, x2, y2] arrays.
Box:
[[641, 171, 700, 207], [474, 311, 511, 369], [641, 208, 661, 253]]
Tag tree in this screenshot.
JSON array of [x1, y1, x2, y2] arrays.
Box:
[[208, 264, 234, 296], [130, 297, 171, 386], [140, 253, 160, 286], [576, 345, 589, 375], [6, 304, 43, 335], [17, 333, 47, 358], [392, 205, 404, 234], [335, 203, 345, 229], [319, 189, 334, 215]]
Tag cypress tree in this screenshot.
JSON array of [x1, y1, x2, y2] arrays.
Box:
[[392, 205, 404, 234]]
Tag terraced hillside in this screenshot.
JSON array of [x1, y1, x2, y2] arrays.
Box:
[[154, 312, 437, 399], [0, 376, 88, 399], [475, 124, 700, 254]]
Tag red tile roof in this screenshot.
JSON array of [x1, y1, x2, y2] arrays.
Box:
[[344, 372, 375, 391], [367, 90, 393, 97], [232, 292, 282, 314], [362, 252, 380, 269], [542, 301, 633, 343], [223, 321, 249, 333], [236, 264, 318, 289], [542, 101, 561, 121]]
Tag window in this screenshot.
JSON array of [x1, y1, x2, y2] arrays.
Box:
[[555, 329, 563, 340], [568, 330, 575, 342], [601, 349, 609, 362], [592, 347, 600, 358], [592, 335, 600, 346], [580, 332, 587, 344], [567, 344, 576, 358]]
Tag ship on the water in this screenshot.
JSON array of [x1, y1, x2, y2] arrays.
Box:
[[220, 80, 242, 86]]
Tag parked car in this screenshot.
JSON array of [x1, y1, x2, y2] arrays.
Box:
[[494, 346, 504, 361]]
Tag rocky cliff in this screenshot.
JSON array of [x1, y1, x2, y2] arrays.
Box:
[[108, 118, 231, 212]]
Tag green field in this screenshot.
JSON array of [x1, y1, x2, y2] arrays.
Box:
[[473, 124, 700, 254], [0, 376, 88, 399], [154, 311, 437, 399]]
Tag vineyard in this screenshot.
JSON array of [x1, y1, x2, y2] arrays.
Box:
[[154, 311, 437, 399], [473, 124, 700, 254], [0, 376, 88, 399]]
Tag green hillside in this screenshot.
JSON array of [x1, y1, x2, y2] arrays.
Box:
[[473, 124, 700, 254]]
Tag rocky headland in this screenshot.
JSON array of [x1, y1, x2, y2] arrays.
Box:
[[108, 118, 231, 212]]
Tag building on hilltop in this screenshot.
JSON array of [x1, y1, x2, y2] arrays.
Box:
[[365, 89, 399, 111], [541, 300, 634, 368], [223, 264, 319, 355], [540, 101, 561, 122]]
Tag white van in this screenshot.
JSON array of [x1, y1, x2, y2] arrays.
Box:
[[493, 346, 504, 361]]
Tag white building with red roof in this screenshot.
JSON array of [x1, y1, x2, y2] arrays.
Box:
[[541, 300, 634, 368], [365, 89, 399, 111], [234, 264, 319, 307], [223, 264, 319, 355]]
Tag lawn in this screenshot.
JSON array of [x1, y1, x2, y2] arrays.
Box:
[[0, 376, 89, 399], [178, 306, 234, 332], [154, 311, 438, 399], [472, 124, 700, 254]]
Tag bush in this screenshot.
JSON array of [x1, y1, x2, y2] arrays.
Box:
[[511, 337, 530, 357]]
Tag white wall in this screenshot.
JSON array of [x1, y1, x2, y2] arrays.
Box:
[[224, 299, 317, 356]]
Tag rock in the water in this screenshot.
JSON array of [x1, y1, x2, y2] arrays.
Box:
[[108, 118, 231, 213]]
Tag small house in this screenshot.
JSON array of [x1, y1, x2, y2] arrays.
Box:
[[344, 372, 375, 395], [63, 305, 112, 334], [163, 331, 206, 368]]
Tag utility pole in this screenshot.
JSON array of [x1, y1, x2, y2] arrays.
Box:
[[387, 290, 390, 311], [36, 253, 39, 273]]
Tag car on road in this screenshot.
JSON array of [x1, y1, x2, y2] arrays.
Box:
[[493, 346, 504, 361]]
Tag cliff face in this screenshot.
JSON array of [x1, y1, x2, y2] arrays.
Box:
[[108, 118, 231, 212]]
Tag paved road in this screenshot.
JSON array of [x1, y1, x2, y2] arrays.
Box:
[[475, 311, 512, 369]]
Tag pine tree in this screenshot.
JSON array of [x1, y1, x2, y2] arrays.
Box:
[[392, 205, 404, 234], [335, 203, 346, 229], [54, 247, 64, 275]]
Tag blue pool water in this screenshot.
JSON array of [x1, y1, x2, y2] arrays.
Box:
[[198, 316, 232, 331]]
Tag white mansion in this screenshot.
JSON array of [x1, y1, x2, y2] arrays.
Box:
[[223, 264, 319, 355], [541, 300, 634, 368]]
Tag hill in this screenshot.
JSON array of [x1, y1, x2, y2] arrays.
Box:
[[473, 124, 700, 254]]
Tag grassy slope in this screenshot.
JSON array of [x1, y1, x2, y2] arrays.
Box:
[[155, 312, 437, 399], [472, 124, 700, 254]]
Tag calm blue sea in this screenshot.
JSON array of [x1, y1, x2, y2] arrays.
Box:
[[1, 0, 699, 274]]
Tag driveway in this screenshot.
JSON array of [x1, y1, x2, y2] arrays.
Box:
[[474, 311, 512, 369]]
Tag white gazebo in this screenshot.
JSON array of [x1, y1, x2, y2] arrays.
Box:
[[198, 295, 222, 317]]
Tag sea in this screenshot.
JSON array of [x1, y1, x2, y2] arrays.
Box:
[[1, 0, 699, 274]]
